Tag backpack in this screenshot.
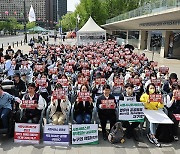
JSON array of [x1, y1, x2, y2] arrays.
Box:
[[108, 122, 125, 144], [155, 124, 174, 143]]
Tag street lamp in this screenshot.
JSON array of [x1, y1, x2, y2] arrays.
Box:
[[23, 0, 27, 43]]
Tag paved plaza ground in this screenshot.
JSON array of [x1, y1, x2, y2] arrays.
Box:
[[0, 37, 180, 154]]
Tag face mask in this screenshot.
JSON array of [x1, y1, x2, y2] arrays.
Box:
[[149, 89, 155, 94]]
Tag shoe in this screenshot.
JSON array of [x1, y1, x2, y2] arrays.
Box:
[[174, 136, 179, 141], [147, 134, 153, 144], [152, 137, 161, 147]]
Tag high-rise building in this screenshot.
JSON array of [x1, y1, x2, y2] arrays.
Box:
[[57, 0, 67, 20], [0, 0, 56, 29]]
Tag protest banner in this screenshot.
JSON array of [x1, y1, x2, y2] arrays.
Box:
[[151, 62, 158, 67], [57, 79, 69, 87], [36, 78, 47, 87], [14, 123, 40, 144], [82, 69, 90, 76], [149, 94, 162, 102], [78, 92, 91, 102], [124, 96, 136, 102], [64, 66, 73, 72], [72, 124, 98, 145], [52, 89, 66, 99], [101, 99, 116, 109], [173, 114, 180, 121], [151, 79, 161, 87], [78, 77, 88, 85], [35, 65, 44, 72], [95, 78, 106, 85], [49, 68, 58, 75], [159, 67, 169, 74], [21, 100, 36, 109], [129, 78, 141, 86], [119, 101, 144, 122], [43, 125, 70, 146], [114, 78, 124, 87], [144, 109, 173, 124]]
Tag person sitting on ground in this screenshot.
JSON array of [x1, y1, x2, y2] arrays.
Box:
[[119, 83, 140, 141], [19, 83, 46, 124], [74, 84, 93, 124], [96, 84, 117, 140], [140, 83, 164, 147], [49, 84, 70, 125]]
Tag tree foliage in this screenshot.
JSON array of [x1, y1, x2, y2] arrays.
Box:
[[59, 0, 152, 32]]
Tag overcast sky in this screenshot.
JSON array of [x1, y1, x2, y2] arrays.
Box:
[[67, 0, 80, 12]]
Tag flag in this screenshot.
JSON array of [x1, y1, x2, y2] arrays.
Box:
[[28, 5, 36, 22]]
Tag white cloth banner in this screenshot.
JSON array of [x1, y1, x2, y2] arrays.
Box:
[[144, 109, 174, 124], [29, 5, 36, 23]]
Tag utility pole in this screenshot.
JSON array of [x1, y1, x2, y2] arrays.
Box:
[[24, 0, 28, 43]]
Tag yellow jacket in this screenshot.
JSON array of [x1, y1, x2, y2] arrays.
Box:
[[140, 93, 164, 110]]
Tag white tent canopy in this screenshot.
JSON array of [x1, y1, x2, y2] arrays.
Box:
[[77, 17, 106, 45]]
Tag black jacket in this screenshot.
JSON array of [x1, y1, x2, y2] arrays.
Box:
[[96, 94, 117, 115], [74, 101, 93, 118]]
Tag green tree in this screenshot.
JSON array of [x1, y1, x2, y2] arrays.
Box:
[[27, 22, 36, 29]]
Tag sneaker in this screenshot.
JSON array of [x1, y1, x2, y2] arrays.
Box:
[[174, 136, 179, 141], [147, 134, 153, 144], [152, 137, 161, 147]]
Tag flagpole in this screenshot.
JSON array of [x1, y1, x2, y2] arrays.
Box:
[[24, 0, 27, 43]]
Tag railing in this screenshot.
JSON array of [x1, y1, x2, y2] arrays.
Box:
[[1, 40, 25, 49], [106, 0, 180, 24]]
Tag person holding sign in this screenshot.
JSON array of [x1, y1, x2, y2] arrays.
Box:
[[166, 84, 180, 141], [140, 83, 164, 147], [119, 83, 140, 140], [97, 84, 117, 140], [74, 84, 93, 124], [49, 84, 70, 125], [20, 83, 46, 124]]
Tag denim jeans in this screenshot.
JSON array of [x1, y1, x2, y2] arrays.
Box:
[[75, 113, 91, 124], [0, 108, 11, 128], [149, 122, 159, 135]]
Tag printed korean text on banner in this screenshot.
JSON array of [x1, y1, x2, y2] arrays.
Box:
[[95, 78, 106, 85], [149, 94, 162, 102], [21, 100, 36, 109], [173, 114, 180, 121], [14, 123, 40, 144], [101, 99, 116, 109], [78, 92, 91, 102], [114, 78, 124, 87], [57, 79, 69, 87], [119, 101, 145, 122], [43, 125, 70, 146], [72, 124, 98, 145], [52, 89, 66, 99]]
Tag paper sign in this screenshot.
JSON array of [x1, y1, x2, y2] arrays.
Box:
[[36, 78, 47, 87], [173, 114, 180, 121], [144, 109, 173, 124], [119, 101, 145, 122], [82, 70, 90, 76], [22, 61, 28, 66], [78, 92, 91, 102], [14, 123, 40, 144], [21, 100, 36, 109], [52, 90, 66, 99], [35, 65, 44, 72], [57, 79, 69, 87], [151, 62, 158, 67], [132, 60, 140, 65], [95, 78, 106, 85], [149, 94, 162, 102], [130, 78, 140, 86], [64, 66, 73, 72], [159, 67, 169, 74], [151, 79, 161, 87], [43, 125, 70, 146], [78, 78, 88, 84], [49, 68, 58, 75], [72, 124, 98, 145], [118, 61, 127, 67], [101, 99, 116, 109], [114, 78, 124, 87]]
